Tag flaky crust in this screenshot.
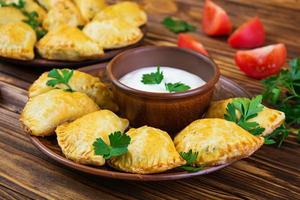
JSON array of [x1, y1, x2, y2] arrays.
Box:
[[36, 25, 104, 61], [0, 7, 26, 25], [28, 70, 118, 112], [93, 1, 147, 27], [42, 0, 85, 30], [108, 126, 186, 174], [56, 110, 129, 166], [20, 89, 99, 136], [73, 0, 107, 22], [0, 22, 36, 60], [174, 119, 264, 167], [205, 98, 285, 136], [83, 19, 143, 49]]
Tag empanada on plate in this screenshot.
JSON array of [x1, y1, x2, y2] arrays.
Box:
[[93, 1, 147, 27], [29, 69, 118, 112], [20, 89, 99, 136], [0, 7, 26, 25], [108, 126, 186, 174], [205, 98, 285, 136], [4, 0, 46, 21], [0, 22, 36, 60], [174, 119, 264, 167], [42, 0, 85, 30], [83, 19, 143, 49], [36, 25, 104, 61], [56, 110, 129, 166], [73, 0, 107, 22]]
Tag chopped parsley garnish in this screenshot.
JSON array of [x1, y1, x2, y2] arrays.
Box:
[[162, 17, 196, 34], [93, 131, 131, 159], [141, 66, 164, 84], [165, 82, 191, 92], [224, 95, 265, 136], [46, 69, 74, 92], [179, 150, 203, 172]]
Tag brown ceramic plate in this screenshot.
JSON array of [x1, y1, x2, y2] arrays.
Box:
[[0, 26, 147, 68], [28, 66, 251, 181]]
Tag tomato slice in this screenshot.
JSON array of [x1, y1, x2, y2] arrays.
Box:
[[235, 44, 287, 79], [177, 34, 208, 56], [202, 0, 232, 36], [228, 17, 265, 49]]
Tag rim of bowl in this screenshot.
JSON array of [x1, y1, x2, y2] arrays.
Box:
[[107, 46, 220, 99]]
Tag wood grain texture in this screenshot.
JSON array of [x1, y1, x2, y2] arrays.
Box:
[[0, 0, 299, 199]]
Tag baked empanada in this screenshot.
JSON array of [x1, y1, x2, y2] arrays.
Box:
[[73, 0, 107, 22], [108, 126, 185, 174], [20, 89, 99, 136], [174, 119, 264, 167], [29, 69, 118, 112], [36, 0, 63, 10], [42, 0, 85, 30], [0, 7, 26, 25], [36, 25, 104, 61], [93, 1, 147, 27], [3, 0, 46, 21], [0, 22, 36, 60], [205, 98, 285, 136], [56, 110, 129, 166], [83, 19, 143, 49]]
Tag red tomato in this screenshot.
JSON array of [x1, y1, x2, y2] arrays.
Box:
[[228, 17, 265, 49], [235, 44, 287, 79], [202, 0, 232, 36], [177, 34, 208, 56]]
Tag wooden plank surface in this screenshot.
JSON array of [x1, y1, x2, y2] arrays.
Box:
[[0, 0, 299, 199]]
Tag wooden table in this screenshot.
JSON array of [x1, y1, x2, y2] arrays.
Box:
[[1, 0, 300, 199]]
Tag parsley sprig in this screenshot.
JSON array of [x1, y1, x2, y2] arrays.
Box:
[[141, 66, 164, 84], [165, 82, 191, 92], [93, 131, 131, 159], [225, 95, 266, 135], [46, 69, 74, 92], [0, 0, 47, 38], [179, 150, 203, 172], [162, 17, 196, 34]]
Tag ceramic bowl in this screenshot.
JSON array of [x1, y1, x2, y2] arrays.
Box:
[[107, 46, 220, 136]]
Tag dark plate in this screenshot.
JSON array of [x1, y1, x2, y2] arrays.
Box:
[[0, 26, 147, 68], [29, 67, 251, 181]]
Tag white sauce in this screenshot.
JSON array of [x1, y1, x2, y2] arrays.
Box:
[[119, 66, 206, 93]]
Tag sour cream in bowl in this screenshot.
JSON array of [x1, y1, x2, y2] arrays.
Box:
[[107, 46, 220, 136]]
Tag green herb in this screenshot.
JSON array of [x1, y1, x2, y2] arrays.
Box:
[[141, 66, 164, 84], [162, 16, 196, 34], [264, 125, 289, 147], [165, 82, 191, 92], [0, 0, 25, 8], [46, 69, 74, 92], [93, 131, 131, 159], [0, 0, 47, 39], [224, 95, 265, 135], [179, 150, 203, 172]]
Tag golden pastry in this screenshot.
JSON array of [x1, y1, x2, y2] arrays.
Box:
[[36, 25, 104, 61], [3, 0, 46, 21], [56, 110, 129, 166], [29, 69, 118, 112], [0, 7, 26, 25], [205, 98, 285, 136], [83, 19, 143, 49], [42, 0, 85, 30], [174, 119, 264, 167], [108, 126, 186, 174], [73, 0, 107, 22], [0, 22, 36, 60], [36, 0, 63, 10], [20, 89, 99, 136], [93, 1, 147, 27]]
